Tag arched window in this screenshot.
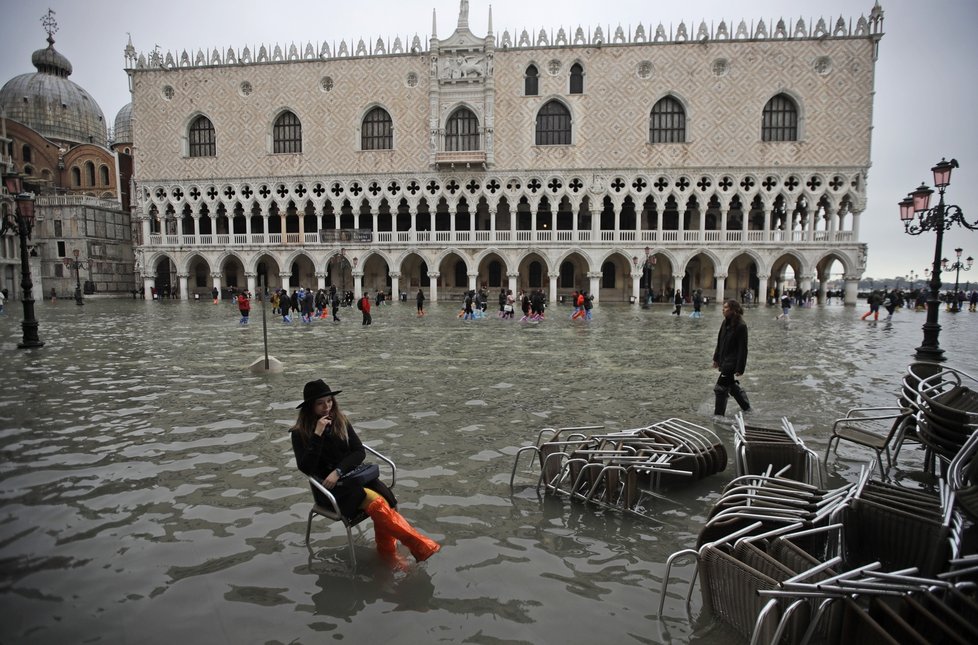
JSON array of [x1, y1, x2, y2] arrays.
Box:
[[762, 94, 798, 142], [99, 165, 110, 186], [569, 63, 584, 94], [361, 107, 393, 150], [524, 64, 539, 96], [188, 115, 216, 157], [273, 111, 302, 153], [445, 108, 479, 151], [85, 161, 96, 186], [22, 144, 31, 163], [71, 166, 81, 186], [535, 100, 572, 146], [649, 96, 686, 143]]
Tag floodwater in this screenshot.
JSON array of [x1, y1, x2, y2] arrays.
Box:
[[1, 297, 976, 644]]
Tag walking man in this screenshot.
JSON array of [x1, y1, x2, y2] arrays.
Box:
[[712, 299, 751, 417]]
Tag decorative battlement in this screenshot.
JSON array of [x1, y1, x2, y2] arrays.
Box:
[[124, 3, 884, 71]]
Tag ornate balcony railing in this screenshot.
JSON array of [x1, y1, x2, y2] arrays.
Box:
[[144, 228, 858, 248]]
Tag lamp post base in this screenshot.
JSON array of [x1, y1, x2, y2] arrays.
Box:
[[913, 344, 945, 364]]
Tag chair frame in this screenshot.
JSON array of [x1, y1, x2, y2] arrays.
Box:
[[825, 407, 912, 478], [304, 445, 397, 567]]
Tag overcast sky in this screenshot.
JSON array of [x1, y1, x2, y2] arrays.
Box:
[[3, 0, 977, 285]]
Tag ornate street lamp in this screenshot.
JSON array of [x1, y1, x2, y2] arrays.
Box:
[[63, 249, 92, 306], [908, 269, 917, 291], [1, 173, 44, 348], [942, 247, 973, 313], [899, 158, 978, 362]]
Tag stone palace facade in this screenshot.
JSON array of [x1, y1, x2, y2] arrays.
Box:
[[126, 1, 883, 303]]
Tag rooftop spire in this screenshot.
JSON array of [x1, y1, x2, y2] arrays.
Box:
[[432, 8, 437, 38], [487, 5, 493, 35], [458, 0, 469, 30]]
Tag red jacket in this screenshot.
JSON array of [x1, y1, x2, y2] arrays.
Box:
[[237, 294, 250, 313]]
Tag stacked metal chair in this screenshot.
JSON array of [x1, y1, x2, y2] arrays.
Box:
[[912, 364, 978, 462], [509, 419, 727, 517], [735, 415, 822, 487]]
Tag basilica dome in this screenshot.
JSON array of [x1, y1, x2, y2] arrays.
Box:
[[0, 34, 108, 147], [113, 102, 133, 145]]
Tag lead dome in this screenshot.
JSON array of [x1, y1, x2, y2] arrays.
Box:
[[0, 34, 108, 147]]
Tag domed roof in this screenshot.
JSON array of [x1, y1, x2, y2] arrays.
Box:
[[113, 102, 133, 145], [0, 35, 107, 147]]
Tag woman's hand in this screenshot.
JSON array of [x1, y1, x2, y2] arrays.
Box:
[[314, 415, 332, 437], [323, 470, 340, 489]]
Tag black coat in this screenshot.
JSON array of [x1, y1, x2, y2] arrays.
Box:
[[713, 317, 748, 376], [291, 423, 394, 518]]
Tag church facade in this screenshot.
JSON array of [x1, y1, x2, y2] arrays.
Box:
[[126, 2, 883, 303]]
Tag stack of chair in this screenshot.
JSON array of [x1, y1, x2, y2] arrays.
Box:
[[509, 419, 726, 517], [913, 364, 978, 462], [839, 472, 963, 577], [734, 414, 821, 486]]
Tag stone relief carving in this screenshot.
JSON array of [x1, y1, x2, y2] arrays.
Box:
[[439, 53, 486, 79]]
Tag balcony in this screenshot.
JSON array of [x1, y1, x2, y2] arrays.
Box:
[[434, 150, 487, 167], [143, 228, 857, 249]]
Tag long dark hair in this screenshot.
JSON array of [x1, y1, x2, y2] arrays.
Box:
[[724, 298, 744, 325], [290, 396, 350, 445]]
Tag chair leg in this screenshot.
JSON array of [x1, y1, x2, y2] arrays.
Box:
[[305, 508, 315, 545], [344, 524, 356, 568]]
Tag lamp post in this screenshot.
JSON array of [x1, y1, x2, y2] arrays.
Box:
[[899, 158, 978, 363], [942, 247, 973, 313], [908, 269, 917, 291], [1, 173, 44, 348], [63, 249, 91, 306]]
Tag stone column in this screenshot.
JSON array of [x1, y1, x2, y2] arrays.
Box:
[[715, 273, 727, 304], [467, 272, 478, 293], [673, 274, 684, 296], [279, 273, 292, 295], [757, 275, 769, 305], [548, 273, 558, 303], [178, 273, 189, 300], [588, 271, 601, 304], [142, 217, 152, 244], [143, 275, 155, 300], [843, 275, 860, 306], [410, 207, 418, 241], [798, 274, 813, 296], [246, 273, 257, 296], [631, 269, 641, 303], [507, 271, 519, 297], [211, 272, 223, 300], [816, 269, 828, 304], [851, 209, 861, 239], [353, 271, 364, 298], [390, 271, 401, 299], [428, 271, 440, 302], [316, 272, 327, 291]]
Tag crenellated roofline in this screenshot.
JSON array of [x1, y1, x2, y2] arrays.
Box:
[[125, 4, 883, 72]]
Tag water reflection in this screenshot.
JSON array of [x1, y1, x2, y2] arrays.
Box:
[[1, 299, 976, 643]]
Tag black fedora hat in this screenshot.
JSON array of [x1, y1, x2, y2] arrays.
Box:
[[297, 379, 342, 408]]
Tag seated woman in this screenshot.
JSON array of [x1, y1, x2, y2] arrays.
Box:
[[290, 379, 440, 562]]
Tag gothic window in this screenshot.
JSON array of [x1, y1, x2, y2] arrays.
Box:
[[85, 161, 96, 186], [99, 165, 110, 186], [524, 64, 539, 96], [71, 166, 81, 186], [445, 107, 480, 151], [273, 110, 302, 154], [762, 94, 798, 142], [569, 63, 584, 94], [650, 96, 686, 143], [361, 106, 393, 150], [535, 100, 572, 146], [188, 115, 216, 157]]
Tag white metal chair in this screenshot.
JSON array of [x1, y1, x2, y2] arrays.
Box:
[[304, 445, 396, 567]]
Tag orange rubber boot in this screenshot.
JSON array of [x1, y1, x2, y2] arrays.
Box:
[[365, 497, 440, 562]]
